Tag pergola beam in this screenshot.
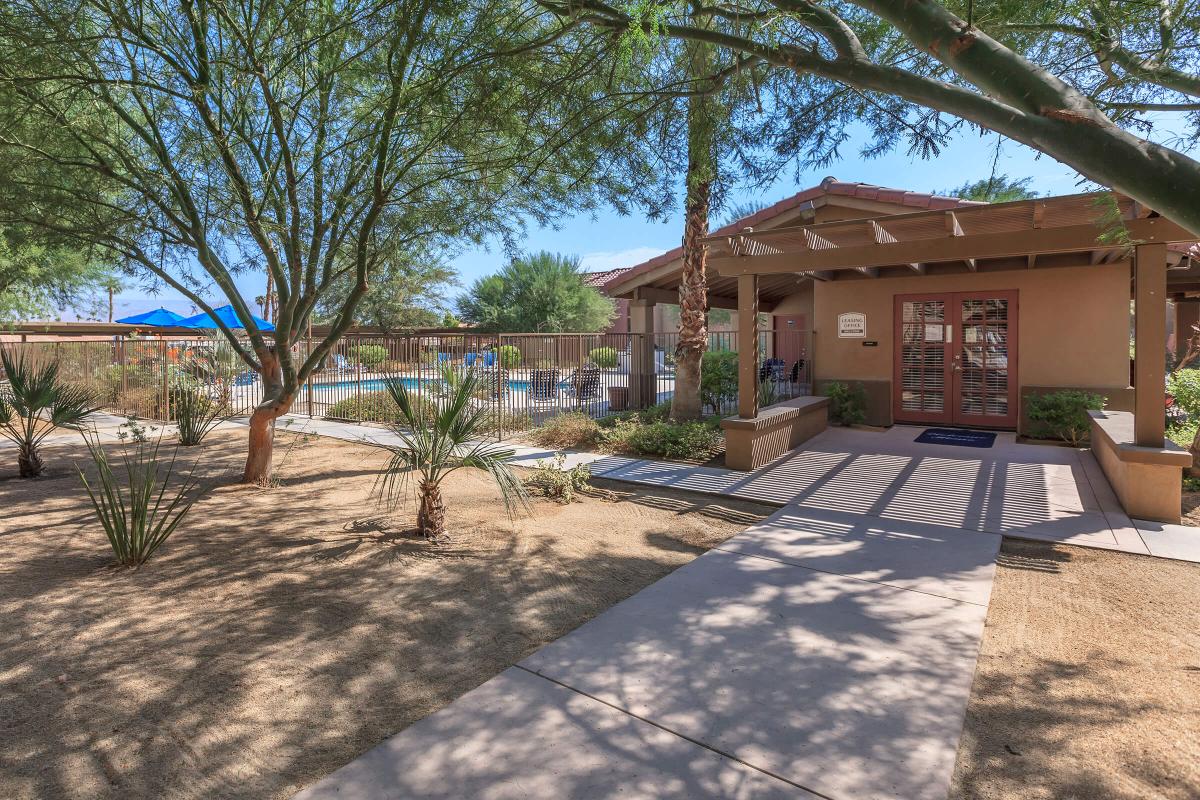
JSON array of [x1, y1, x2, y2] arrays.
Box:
[[711, 217, 1193, 277], [631, 285, 776, 312]]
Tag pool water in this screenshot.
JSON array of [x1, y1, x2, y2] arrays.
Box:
[[312, 377, 565, 393]]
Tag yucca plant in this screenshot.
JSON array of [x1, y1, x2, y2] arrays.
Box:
[[77, 432, 197, 567], [374, 368, 529, 539], [172, 387, 225, 446], [0, 349, 99, 477]]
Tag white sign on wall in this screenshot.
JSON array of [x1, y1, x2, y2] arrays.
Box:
[[837, 312, 867, 338]]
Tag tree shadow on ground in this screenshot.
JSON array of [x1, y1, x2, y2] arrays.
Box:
[[0, 429, 775, 800]]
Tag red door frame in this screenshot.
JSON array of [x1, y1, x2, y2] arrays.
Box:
[[893, 290, 1019, 429]]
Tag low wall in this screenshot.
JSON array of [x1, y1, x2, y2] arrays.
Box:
[[1088, 410, 1191, 524], [721, 396, 829, 471]]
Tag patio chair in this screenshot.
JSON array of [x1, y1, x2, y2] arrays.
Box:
[[529, 367, 560, 403], [332, 353, 352, 373], [478, 367, 510, 399], [233, 370, 258, 386], [565, 362, 602, 403]]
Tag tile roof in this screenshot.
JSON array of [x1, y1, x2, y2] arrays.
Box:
[[604, 177, 985, 293], [582, 267, 632, 289]]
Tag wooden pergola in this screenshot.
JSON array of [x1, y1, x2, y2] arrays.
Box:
[[706, 193, 1199, 447]]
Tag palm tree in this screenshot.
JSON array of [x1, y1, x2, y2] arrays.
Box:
[[0, 349, 99, 477], [374, 368, 528, 539]]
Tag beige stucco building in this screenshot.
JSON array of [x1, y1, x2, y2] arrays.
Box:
[[604, 177, 1198, 522]]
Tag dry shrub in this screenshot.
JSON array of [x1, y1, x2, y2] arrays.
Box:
[[529, 412, 601, 450]]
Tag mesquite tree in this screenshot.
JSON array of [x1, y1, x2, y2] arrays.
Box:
[[0, 1, 680, 483], [545, 0, 1200, 235]]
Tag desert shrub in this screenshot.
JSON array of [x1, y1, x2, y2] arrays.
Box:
[[77, 433, 197, 567], [524, 454, 591, 503], [325, 390, 436, 423], [351, 344, 389, 368], [1025, 390, 1105, 445], [172, 388, 225, 446], [1168, 369, 1200, 418], [700, 351, 738, 413], [824, 381, 867, 426], [496, 345, 521, 369], [530, 412, 602, 450], [588, 346, 618, 369], [613, 419, 723, 460]]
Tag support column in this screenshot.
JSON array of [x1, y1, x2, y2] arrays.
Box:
[[1134, 243, 1167, 447], [737, 273, 760, 419], [628, 298, 656, 409]]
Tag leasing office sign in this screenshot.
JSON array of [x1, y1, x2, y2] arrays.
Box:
[[837, 312, 867, 338]]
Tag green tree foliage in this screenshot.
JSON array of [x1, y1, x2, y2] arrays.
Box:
[[316, 245, 457, 333], [940, 175, 1040, 203], [0, 0, 671, 482], [0, 229, 116, 322], [458, 251, 615, 332], [546, 0, 1200, 234]]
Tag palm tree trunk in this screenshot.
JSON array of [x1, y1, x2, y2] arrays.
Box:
[[671, 34, 717, 423], [417, 480, 446, 538], [17, 443, 43, 478]]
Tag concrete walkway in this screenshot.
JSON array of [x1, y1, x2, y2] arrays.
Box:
[[295, 503, 997, 800]]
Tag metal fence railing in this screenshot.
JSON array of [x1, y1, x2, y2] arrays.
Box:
[[3, 327, 813, 439]]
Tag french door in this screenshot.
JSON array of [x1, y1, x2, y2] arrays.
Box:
[[894, 291, 1018, 428]]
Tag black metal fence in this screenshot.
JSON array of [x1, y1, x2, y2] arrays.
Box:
[[4, 328, 813, 439]]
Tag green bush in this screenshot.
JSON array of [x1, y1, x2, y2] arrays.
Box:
[[588, 346, 618, 369], [700, 351, 739, 413], [1025, 390, 1105, 446], [824, 381, 867, 426], [616, 419, 723, 460], [351, 344, 389, 368], [496, 345, 521, 369], [530, 412, 602, 450], [1168, 369, 1200, 418], [524, 454, 592, 504], [325, 390, 436, 423]]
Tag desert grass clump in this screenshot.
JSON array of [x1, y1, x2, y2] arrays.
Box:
[[77, 432, 197, 567], [0, 348, 98, 477], [524, 453, 591, 504], [173, 388, 226, 446], [373, 369, 529, 539]]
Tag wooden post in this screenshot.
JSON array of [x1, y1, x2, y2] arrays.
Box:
[[1134, 243, 1167, 447], [628, 299, 655, 408], [738, 273, 760, 419]]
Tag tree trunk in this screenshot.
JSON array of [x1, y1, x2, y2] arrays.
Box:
[[417, 480, 446, 538], [241, 346, 293, 484], [18, 444, 43, 478], [671, 33, 717, 423]]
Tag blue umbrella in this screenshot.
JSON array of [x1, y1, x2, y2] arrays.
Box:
[[116, 307, 186, 326], [176, 304, 276, 332]]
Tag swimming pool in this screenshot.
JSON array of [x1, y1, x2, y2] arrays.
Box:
[[311, 377, 561, 393]]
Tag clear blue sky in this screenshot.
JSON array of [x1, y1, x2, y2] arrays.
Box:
[[98, 127, 1107, 322]]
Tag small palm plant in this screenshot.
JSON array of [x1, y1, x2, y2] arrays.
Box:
[[0, 349, 99, 477], [77, 431, 197, 567], [374, 368, 528, 539]]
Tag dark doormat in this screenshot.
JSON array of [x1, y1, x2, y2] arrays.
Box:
[[914, 428, 997, 448]]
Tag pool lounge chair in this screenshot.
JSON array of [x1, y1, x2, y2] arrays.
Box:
[[529, 368, 560, 403], [566, 362, 602, 404]]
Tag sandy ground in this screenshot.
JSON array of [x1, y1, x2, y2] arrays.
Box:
[[0, 429, 772, 800], [951, 538, 1200, 800]]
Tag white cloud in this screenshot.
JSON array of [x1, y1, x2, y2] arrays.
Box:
[[579, 246, 664, 272]]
